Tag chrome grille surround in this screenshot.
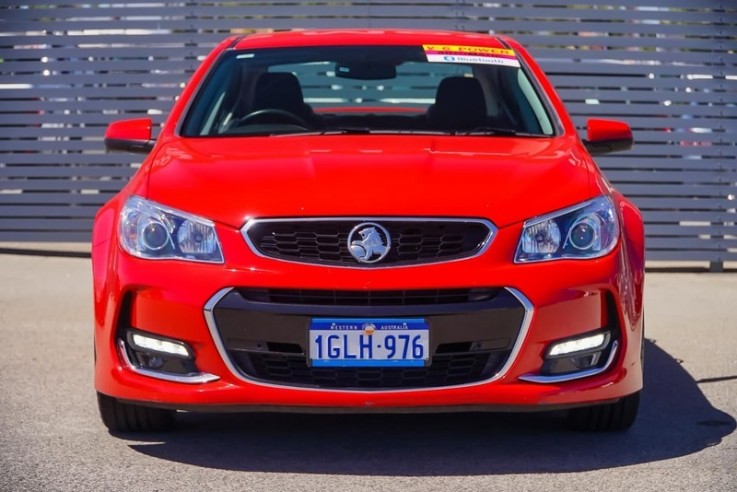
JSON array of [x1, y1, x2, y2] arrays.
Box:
[[203, 287, 534, 393], [241, 217, 496, 268]]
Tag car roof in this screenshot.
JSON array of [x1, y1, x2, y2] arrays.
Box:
[[232, 29, 509, 50]]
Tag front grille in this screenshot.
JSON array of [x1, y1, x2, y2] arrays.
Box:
[[238, 287, 501, 306], [243, 218, 493, 267], [208, 287, 527, 391], [231, 348, 507, 389]]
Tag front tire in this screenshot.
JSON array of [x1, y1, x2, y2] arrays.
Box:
[[97, 392, 175, 432], [567, 391, 640, 432]]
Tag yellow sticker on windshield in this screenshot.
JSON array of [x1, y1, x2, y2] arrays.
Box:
[[423, 44, 520, 67]]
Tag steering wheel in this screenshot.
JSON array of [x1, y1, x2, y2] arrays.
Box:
[[235, 108, 308, 128]]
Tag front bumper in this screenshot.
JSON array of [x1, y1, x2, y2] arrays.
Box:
[[93, 222, 644, 412], [205, 286, 529, 391]]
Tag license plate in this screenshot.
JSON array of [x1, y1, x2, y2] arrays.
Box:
[[309, 318, 429, 367]]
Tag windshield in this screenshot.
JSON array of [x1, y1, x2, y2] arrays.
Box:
[[180, 45, 556, 137]]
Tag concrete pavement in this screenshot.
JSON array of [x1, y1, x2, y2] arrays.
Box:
[[0, 253, 735, 491]]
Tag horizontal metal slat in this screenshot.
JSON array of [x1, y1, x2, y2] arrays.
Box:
[[6, 72, 189, 85], [0, 205, 99, 218], [579, 117, 732, 130], [542, 63, 735, 78], [531, 49, 737, 66], [509, 0, 733, 7], [627, 131, 732, 143], [502, 20, 737, 37], [0, 231, 92, 242], [629, 194, 735, 213], [603, 161, 736, 172], [0, 33, 227, 46], [4, 16, 374, 36], [647, 228, 737, 237], [0, 47, 206, 60], [566, 103, 737, 117], [512, 34, 735, 51], [0, 166, 136, 178], [0, 59, 197, 72], [1, 140, 111, 151], [617, 183, 737, 197], [0, 192, 115, 205], [0, 218, 94, 230], [557, 90, 734, 105], [0, 113, 165, 126], [641, 209, 737, 220], [549, 78, 735, 94], [4, 4, 382, 20], [485, 6, 734, 23], [0, 127, 107, 138], [646, 249, 737, 261], [0, 179, 127, 191], [646, 237, 737, 249], [0, 154, 140, 164], [601, 147, 734, 158], [606, 170, 737, 184], [0, 100, 174, 112], [0, 87, 183, 98]]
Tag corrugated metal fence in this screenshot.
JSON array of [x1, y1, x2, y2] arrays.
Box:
[[1, 1, 736, 265]]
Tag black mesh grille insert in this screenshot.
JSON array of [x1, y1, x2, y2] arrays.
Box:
[[238, 287, 501, 306], [244, 219, 492, 266], [230, 348, 508, 389], [209, 287, 526, 390]]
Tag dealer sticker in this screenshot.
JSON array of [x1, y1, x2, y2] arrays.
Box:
[[423, 44, 520, 68]]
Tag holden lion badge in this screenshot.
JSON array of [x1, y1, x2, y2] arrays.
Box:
[[348, 222, 391, 264]]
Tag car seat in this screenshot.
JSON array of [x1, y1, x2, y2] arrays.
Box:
[[250, 72, 318, 127], [426, 76, 487, 131]]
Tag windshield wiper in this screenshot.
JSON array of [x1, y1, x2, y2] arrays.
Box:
[[322, 127, 373, 135], [320, 128, 450, 136], [271, 127, 374, 137], [456, 127, 542, 137], [273, 127, 531, 137]]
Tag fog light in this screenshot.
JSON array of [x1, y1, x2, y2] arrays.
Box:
[[548, 332, 608, 357], [129, 331, 191, 358], [570, 353, 600, 369], [139, 353, 166, 370]]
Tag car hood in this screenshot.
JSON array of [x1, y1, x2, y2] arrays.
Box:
[[145, 135, 594, 229]]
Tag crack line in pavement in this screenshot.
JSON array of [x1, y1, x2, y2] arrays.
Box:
[[696, 375, 737, 384]]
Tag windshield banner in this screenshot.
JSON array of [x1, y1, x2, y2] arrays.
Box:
[[423, 44, 520, 68]]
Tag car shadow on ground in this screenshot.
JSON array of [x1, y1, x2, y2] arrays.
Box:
[[123, 340, 735, 474]]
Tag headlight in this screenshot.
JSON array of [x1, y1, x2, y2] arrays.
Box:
[[515, 195, 619, 263], [119, 196, 224, 263]]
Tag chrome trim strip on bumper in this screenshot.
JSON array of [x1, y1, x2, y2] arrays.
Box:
[[203, 286, 534, 394], [117, 339, 220, 385], [517, 340, 620, 384], [240, 216, 497, 270]]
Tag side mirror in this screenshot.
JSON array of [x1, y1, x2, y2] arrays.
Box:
[[104, 118, 155, 154], [583, 119, 633, 156]]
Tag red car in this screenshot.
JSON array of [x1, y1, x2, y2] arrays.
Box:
[[93, 29, 644, 433]]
